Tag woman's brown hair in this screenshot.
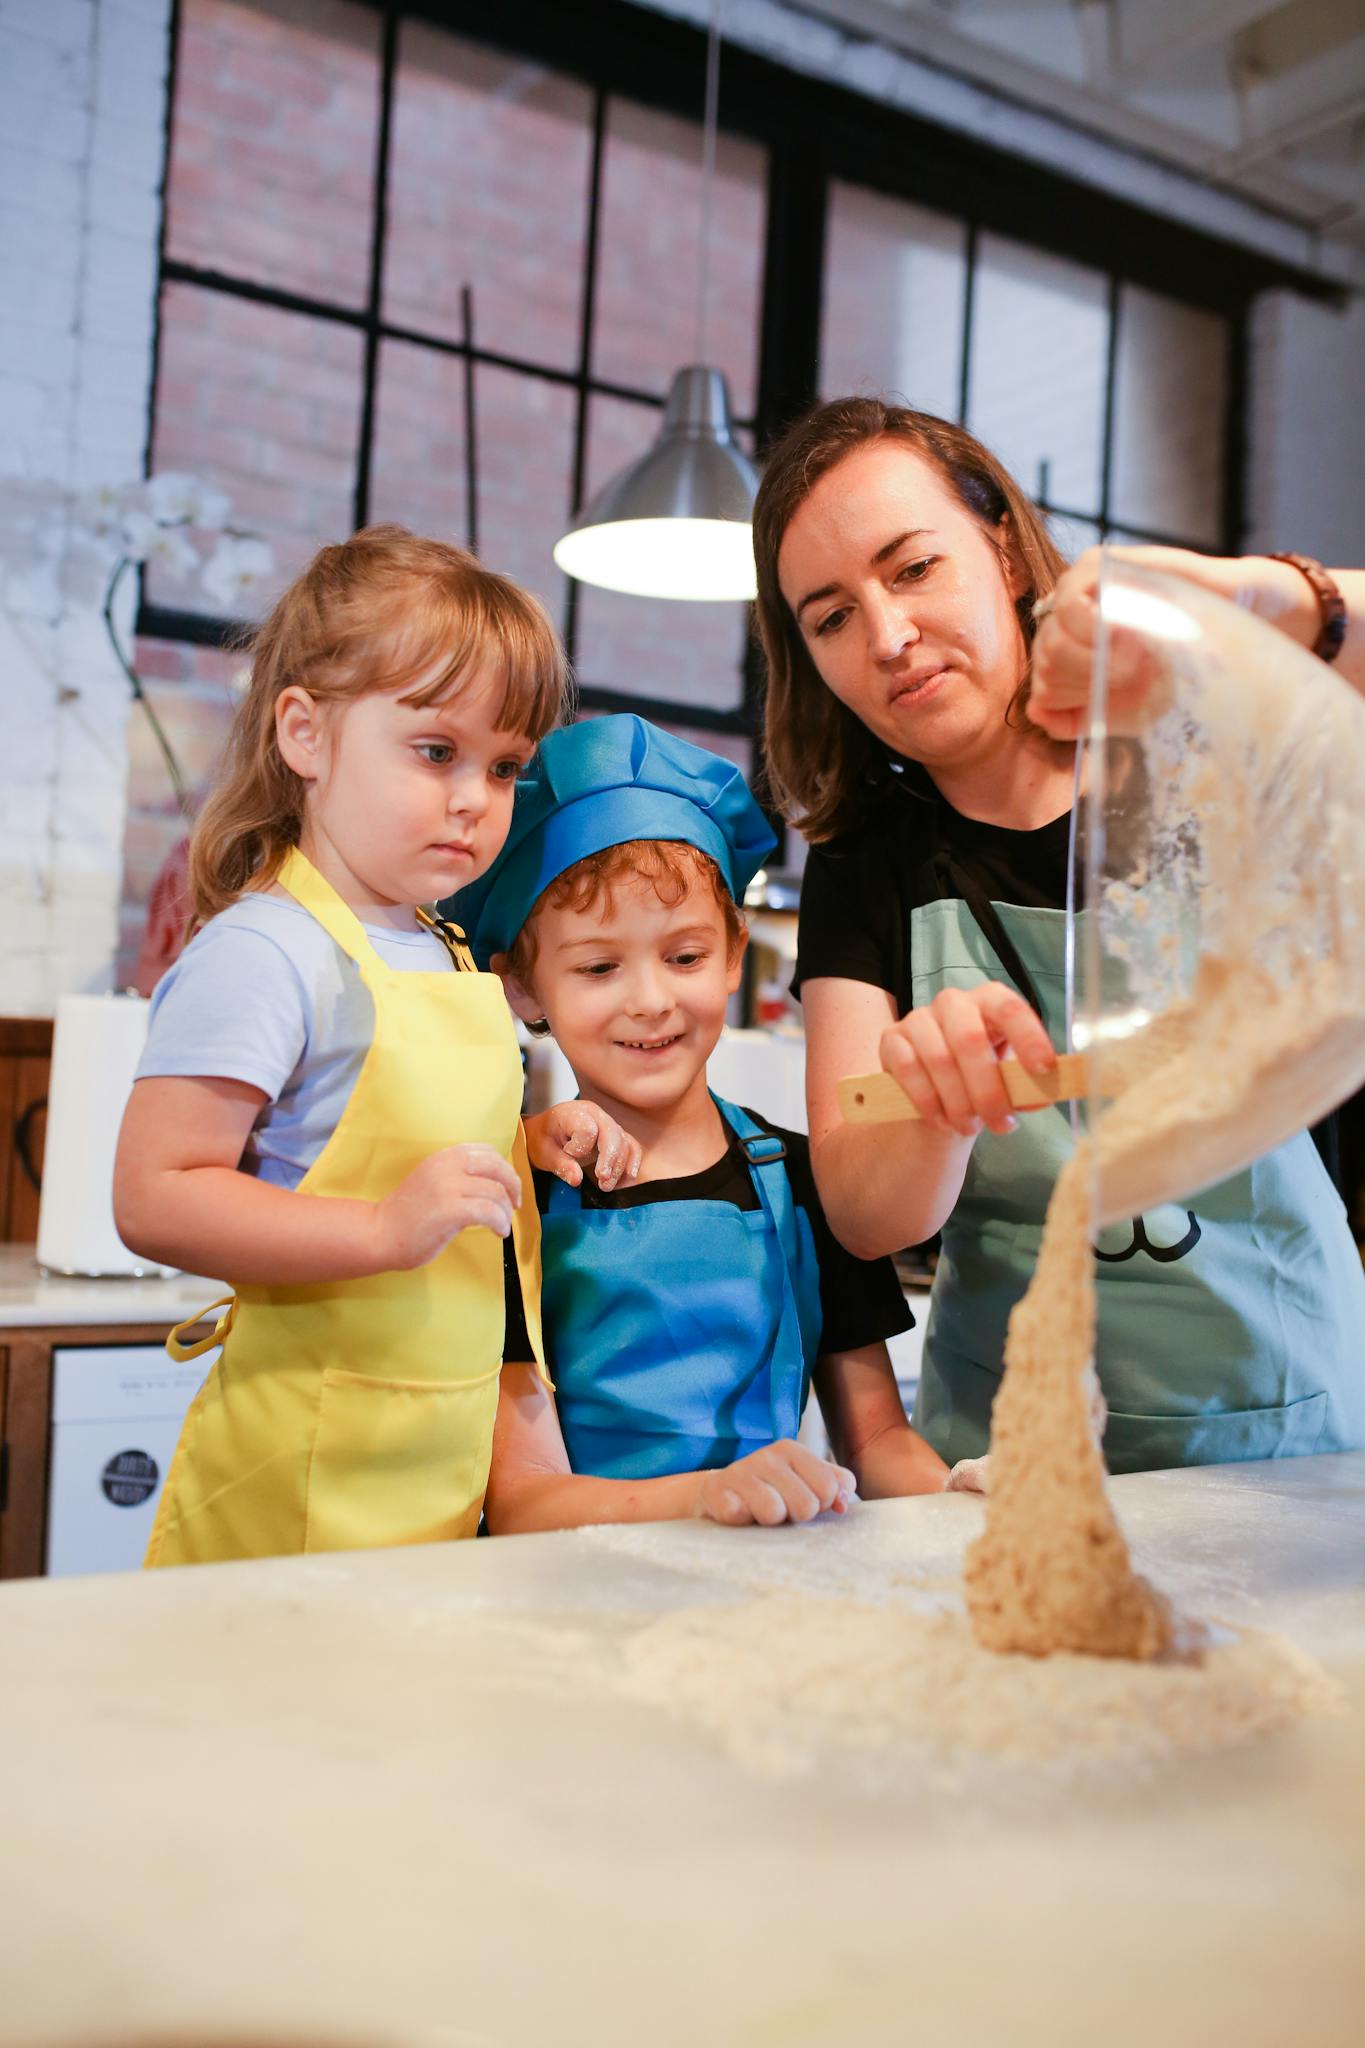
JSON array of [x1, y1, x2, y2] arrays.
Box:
[[753, 399, 1065, 842], [189, 525, 571, 921]]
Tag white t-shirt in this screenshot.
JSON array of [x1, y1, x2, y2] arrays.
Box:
[[136, 893, 452, 1190]]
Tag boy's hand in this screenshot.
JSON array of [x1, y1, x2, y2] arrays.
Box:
[[695, 1442, 857, 1526], [375, 1142, 521, 1270], [524, 1100, 642, 1192]]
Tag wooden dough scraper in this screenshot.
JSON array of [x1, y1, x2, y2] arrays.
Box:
[[839, 1050, 1091, 1123]]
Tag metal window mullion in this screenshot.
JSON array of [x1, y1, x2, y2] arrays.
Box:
[[563, 87, 609, 669], [461, 283, 478, 555], [352, 1, 400, 534], [142, 0, 183, 490], [159, 255, 674, 412], [1097, 273, 1121, 539]]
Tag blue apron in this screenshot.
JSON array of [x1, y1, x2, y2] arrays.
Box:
[[910, 896, 1365, 1473], [541, 1096, 824, 1478]]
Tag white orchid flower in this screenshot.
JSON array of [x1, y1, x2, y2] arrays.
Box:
[[75, 481, 133, 536], [116, 508, 157, 563], [146, 524, 201, 580], [144, 471, 231, 528], [200, 534, 275, 612]]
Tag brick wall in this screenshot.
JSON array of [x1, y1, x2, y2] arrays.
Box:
[[0, 0, 172, 1016], [3, 0, 1362, 1017]]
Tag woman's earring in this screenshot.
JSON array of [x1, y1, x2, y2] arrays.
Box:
[[525, 1016, 553, 1038]]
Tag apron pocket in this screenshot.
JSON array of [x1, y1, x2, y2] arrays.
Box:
[[304, 1364, 500, 1554], [1103, 1389, 1328, 1475]]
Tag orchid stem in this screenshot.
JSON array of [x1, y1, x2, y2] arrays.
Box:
[[103, 555, 194, 820]]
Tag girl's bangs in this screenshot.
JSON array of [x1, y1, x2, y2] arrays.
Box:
[[389, 585, 567, 740]]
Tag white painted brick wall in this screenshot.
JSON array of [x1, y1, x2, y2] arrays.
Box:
[[0, 0, 172, 1016]]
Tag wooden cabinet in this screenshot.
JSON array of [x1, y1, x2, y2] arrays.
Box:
[[0, 1319, 213, 1579], [0, 1018, 50, 1246]]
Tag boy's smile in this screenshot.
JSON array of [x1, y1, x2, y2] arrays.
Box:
[[502, 868, 745, 1141]]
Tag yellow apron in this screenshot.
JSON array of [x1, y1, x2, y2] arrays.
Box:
[[145, 849, 546, 1567]]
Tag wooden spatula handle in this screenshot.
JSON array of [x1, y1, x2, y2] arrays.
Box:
[[838, 1050, 1091, 1124]]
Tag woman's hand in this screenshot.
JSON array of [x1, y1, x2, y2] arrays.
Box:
[[523, 1100, 643, 1191], [375, 1141, 522, 1270], [1030, 545, 1324, 740], [694, 1442, 857, 1526], [880, 982, 1056, 1139]]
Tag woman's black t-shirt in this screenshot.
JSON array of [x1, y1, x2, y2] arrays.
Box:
[[791, 760, 1340, 1185], [792, 764, 1072, 1013]]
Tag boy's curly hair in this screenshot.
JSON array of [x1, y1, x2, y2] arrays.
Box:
[[503, 839, 745, 986]]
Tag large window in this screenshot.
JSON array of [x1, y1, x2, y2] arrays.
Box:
[[147, 0, 766, 735], [144, 0, 1303, 766], [821, 188, 1229, 565]]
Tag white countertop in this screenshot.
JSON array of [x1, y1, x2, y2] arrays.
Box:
[[0, 1242, 225, 1329], [1, 1455, 1361, 2047]]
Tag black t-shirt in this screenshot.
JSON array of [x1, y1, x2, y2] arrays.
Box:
[[502, 1107, 912, 1364], [792, 762, 1072, 1015]]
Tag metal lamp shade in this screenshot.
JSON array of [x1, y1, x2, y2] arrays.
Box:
[[553, 366, 758, 601]]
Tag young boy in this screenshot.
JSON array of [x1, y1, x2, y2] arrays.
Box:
[[451, 715, 948, 1531]]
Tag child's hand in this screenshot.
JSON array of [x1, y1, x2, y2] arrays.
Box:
[[375, 1142, 522, 1270], [946, 1454, 990, 1494], [525, 1100, 643, 1192], [695, 1442, 857, 1526]]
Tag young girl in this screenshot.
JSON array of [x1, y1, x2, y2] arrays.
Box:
[[114, 526, 586, 1566]]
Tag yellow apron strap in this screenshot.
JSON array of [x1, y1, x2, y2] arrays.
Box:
[[166, 1296, 236, 1363], [509, 1121, 551, 1387], [275, 847, 384, 975], [415, 904, 478, 973]]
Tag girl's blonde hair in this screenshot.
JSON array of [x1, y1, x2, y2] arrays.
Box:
[[189, 525, 571, 920], [753, 399, 1066, 843]]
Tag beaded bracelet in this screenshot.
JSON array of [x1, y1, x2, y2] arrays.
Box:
[[1266, 552, 1348, 665]]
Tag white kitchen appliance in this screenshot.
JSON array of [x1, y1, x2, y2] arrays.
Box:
[[46, 1344, 215, 1576], [36, 992, 176, 1278]]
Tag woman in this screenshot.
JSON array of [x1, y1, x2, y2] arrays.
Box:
[[754, 397, 1365, 1473]]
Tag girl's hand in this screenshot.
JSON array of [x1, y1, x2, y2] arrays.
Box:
[[879, 983, 1056, 1139], [375, 1142, 522, 1270], [695, 1442, 857, 1526], [524, 1100, 642, 1192]]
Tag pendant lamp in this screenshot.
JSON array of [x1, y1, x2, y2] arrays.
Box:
[[553, 6, 758, 602]]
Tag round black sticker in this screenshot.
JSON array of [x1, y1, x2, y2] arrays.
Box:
[[101, 1449, 159, 1508]]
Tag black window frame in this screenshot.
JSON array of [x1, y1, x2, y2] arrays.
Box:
[[141, 0, 1343, 741]]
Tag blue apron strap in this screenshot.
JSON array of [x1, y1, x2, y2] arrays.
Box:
[[712, 1094, 809, 1442], [544, 1170, 583, 1216]]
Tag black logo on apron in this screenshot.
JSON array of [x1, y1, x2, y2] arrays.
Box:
[[1094, 1213, 1203, 1265]]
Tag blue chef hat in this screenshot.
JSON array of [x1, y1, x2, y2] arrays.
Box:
[[448, 714, 776, 966]]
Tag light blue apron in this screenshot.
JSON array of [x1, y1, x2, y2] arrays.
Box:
[[911, 896, 1365, 1472], [541, 1096, 824, 1478]]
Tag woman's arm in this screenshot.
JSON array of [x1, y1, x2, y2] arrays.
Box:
[[814, 1340, 947, 1497], [113, 1075, 521, 1285], [483, 1363, 854, 1534], [803, 975, 1054, 1259], [1031, 547, 1365, 740]]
